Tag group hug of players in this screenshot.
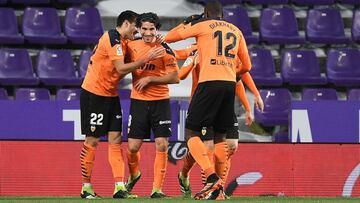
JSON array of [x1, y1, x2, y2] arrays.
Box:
[[79, 0, 264, 200]]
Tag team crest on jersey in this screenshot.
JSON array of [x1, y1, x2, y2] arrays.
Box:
[[90, 126, 96, 132], [201, 127, 207, 136], [116, 45, 123, 56]]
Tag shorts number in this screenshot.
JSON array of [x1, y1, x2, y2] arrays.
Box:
[[90, 113, 103, 125]]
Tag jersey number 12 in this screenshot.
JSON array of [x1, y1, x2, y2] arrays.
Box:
[[214, 30, 237, 59]]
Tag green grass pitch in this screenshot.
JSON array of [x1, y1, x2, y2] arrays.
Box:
[[0, 196, 359, 203]]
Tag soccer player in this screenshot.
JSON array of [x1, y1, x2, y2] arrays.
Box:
[[124, 12, 179, 198], [174, 47, 263, 198], [165, 0, 252, 199], [79, 10, 165, 199]]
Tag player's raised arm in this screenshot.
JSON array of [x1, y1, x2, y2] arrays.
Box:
[[174, 44, 197, 60], [179, 50, 198, 80], [165, 15, 203, 43], [113, 46, 165, 76], [134, 54, 179, 92]]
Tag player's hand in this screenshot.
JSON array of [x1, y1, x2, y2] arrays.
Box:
[[192, 51, 199, 66], [254, 95, 264, 112], [155, 34, 165, 44], [142, 47, 165, 63], [245, 111, 253, 126], [183, 13, 204, 25], [134, 76, 152, 92]]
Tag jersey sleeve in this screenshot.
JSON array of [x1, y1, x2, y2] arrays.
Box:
[[174, 48, 191, 60], [241, 72, 260, 97], [105, 32, 125, 62], [178, 59, 195, 80], [235, 81, 251, 112], [165, 23, 202, 43], [174, 44, 198, 60], [236, 31, 251, 74]]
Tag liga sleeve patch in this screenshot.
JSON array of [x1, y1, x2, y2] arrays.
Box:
[[116, 45, 123, 56]]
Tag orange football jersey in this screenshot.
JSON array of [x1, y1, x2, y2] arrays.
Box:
[[82, 29, 126, 97], [127, 39, 178, 101], [166, 18, 252, 83]]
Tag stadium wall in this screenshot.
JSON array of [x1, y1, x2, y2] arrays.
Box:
[[1, 141, 359, 197]]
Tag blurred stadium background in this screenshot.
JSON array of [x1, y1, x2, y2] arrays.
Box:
[[0, 0, 360, 201]]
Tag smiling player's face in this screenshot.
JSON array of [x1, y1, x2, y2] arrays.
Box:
[[139, 22, 157, 43]]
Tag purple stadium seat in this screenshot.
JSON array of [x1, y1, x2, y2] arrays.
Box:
[[198, 0, 243, 5], [281, 50, 326, 85], [247, 0, 288, 4], [306, 8, 350, 44], [352, 9, 360, 43], [260, 8, 304, 44], [22, 7, 66, 44], [249, 48, 282, 86], [36, 49, 81, 86], [341, 0, 360, 5], [15, 88, 50, 101], [11, 0, 50, 4], [57, 88, 81, 101], [326, 49, 360, 86], [348, 89, 360, 100], [223, 7, 258, 44], [0, 88, 8, 100], [0, 49, 39, 85], [57, 0, 96, 3], [79, 49, 92, 78], [0, 8, 24, 44], [65, 7, 103, 44], [292, 0, 335, 5], [302, 88, 338, 100], [254, 88, 291, 125]]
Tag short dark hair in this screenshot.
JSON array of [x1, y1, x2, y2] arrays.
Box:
[[204, 0, 223, 18], [116, 10, 138, 27], [136, 12, 161, 30]]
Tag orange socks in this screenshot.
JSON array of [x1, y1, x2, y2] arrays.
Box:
[[127, 150, 141, 177], [223, 149, 235, 186], [187, 137, 214, 178], [207, 149, 214, 166], [80, 143, 96, 183], [214, 142, 228, 184], [181, 151, 196, 178], [201, 149, 215, 185], [153, 150, 168, 190], [108, 143, 125, 182]]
